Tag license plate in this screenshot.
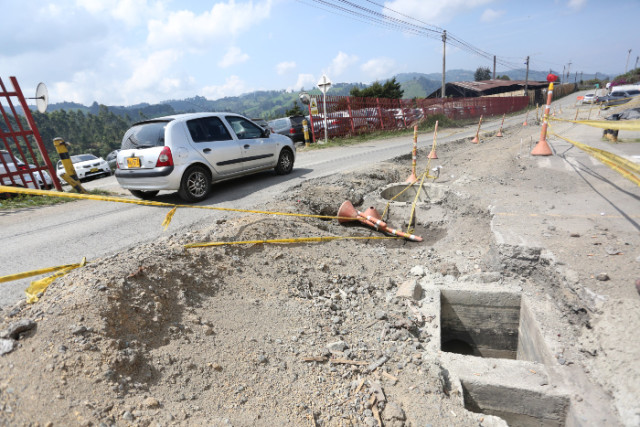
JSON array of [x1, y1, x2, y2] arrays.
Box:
[[90, 167, 99, 173], [127, 157, 141, 168]]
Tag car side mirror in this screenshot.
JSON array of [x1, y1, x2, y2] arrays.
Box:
[[263, 128, 270, 137]]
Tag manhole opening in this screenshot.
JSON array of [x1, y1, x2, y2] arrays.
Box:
[[461, 380, 570, 427], [440, 290, 540, 361], [380, 183, 445, 203]]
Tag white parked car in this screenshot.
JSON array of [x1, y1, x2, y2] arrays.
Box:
[[56, 154, 111, 182], [1, 149, 53, 190], [115, 112, 296, 202]]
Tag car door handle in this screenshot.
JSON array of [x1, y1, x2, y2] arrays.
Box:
[[203, 148, 211, 153], [244, 144, 250, 149]]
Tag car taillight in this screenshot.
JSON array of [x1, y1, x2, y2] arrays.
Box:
[[156, 146, 173, 167], [289, 128, 295, 134], [17, 165, 28, 170]]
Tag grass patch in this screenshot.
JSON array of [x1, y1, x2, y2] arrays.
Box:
[[0, 188, 115, 210]]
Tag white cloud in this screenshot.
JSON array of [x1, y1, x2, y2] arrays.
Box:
[[219, 46, 249, 68], [361, 58, 397, 81], [288, 74, 316, 92], [202, 75, 250, 100], [383, 0, 494, 24], [147, 0, 273, 49], [480, 8, 505, 22], [76, 0, 165, 27], [568, 0, 586, 10], [327, 52, 359, 77], [276, 61, 296, 75]]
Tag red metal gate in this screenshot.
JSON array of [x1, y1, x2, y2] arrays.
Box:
[[0, 76, 61, 192]]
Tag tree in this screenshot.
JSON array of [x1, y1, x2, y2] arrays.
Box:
[[285, 103, 304, 116], [497, 75, 511, 81], [474, 67, 491, 81], [350, 77, 404, 99]]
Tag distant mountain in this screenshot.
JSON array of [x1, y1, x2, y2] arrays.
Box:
[[28, 69, 611, 120]]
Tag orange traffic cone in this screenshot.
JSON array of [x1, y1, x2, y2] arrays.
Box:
[[337, 201, 422, 242], [523, 110, 529, 126], [496, 114, 505, 137], [428, 120, 439, 158], [471, 115, 483, 143]]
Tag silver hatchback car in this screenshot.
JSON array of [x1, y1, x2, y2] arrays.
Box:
[[115, 113, 295, 202]]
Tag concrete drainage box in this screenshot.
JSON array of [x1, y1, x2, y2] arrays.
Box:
[[440, 289, 525, 360], [433, 287, 576, 426]]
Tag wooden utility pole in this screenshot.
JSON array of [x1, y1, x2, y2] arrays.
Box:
[[493, 55, 496, 80], [524, 56, 530, 96], [441, 30, 446, 98]]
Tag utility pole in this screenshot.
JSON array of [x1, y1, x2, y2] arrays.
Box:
[[524, 56, 530, 96], [441, 30, 446, 98], [562, 65, 565, 83], [493, 55, 496, 80], [566, 61, 572, 82], [635, 56, 639, 70], [625, 49, 632, 73]]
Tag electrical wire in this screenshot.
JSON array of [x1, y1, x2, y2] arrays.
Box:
[[301, 0, 522, 70]]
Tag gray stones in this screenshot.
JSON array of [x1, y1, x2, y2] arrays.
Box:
[[383, 402, 406, 422], [595, 273, 610, 281], [0, 339, 16, 355], [327, 340, 348, 353], [1, 318, 36, 340], [409, 265, 426, 277], [396, 279, 423, 300]]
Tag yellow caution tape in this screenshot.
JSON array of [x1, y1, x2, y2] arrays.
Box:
[[185, 235, 399, 249], [0, 262, 82, 283], [548, 129, 640, 187], [0, 185, 354, 228], [162, 207, 177, 230], [24, 257, 87, 304], [550, 117, 640, 131]]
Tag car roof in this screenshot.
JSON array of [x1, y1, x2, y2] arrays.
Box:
[[133, 112, 247, 126]]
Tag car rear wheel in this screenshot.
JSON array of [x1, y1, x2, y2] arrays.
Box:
[[129, 190, 159, 200], [274, 148, 294, 175], [178, 165, 211, 202]]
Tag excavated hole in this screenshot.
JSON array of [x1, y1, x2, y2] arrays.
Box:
[[380, 182, 446, 204], [440, 289, 545, 362], [461, 380, 570, 427]]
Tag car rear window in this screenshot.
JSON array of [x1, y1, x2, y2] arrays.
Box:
[[121, 121, 169, 149], [627, 90, 640, 96], [290, 116, 306, 126]]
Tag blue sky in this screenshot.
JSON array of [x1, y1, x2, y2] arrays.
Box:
[[1, 0, 638, 106]]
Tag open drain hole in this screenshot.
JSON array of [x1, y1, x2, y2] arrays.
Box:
[[440, 290, 545, 361], [380, 183, 446, 203], [461, 380, 570, 427]]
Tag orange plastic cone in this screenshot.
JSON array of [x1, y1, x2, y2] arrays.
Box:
[[532, 82, 554, 157], [471, 115, 482, 143], [428, 120, 439, 157]]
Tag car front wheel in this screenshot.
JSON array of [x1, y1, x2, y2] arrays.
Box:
[[129, 190, 159, 200], [178, 165, 211, 202], [274, 148, 294, 175]]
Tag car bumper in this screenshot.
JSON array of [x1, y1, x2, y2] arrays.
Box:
[[115, 166, 180, 191]]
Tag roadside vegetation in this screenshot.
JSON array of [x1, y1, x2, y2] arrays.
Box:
[[0, 188, 113, 210]]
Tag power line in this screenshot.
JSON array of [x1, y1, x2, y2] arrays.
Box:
[[302, 0, 521, 70]]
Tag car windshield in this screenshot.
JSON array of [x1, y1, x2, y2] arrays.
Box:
[[121, 121, 169, 149], [71, 154, 97, 163]]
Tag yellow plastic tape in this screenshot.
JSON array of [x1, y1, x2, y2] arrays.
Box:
[[550, 117, 640, 131], [549, 130, 640, 187], [0, 262, 81, 283], [24, 257, 87, 304], [0, 185, 354, 228], [185, 235, 399, 249]]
